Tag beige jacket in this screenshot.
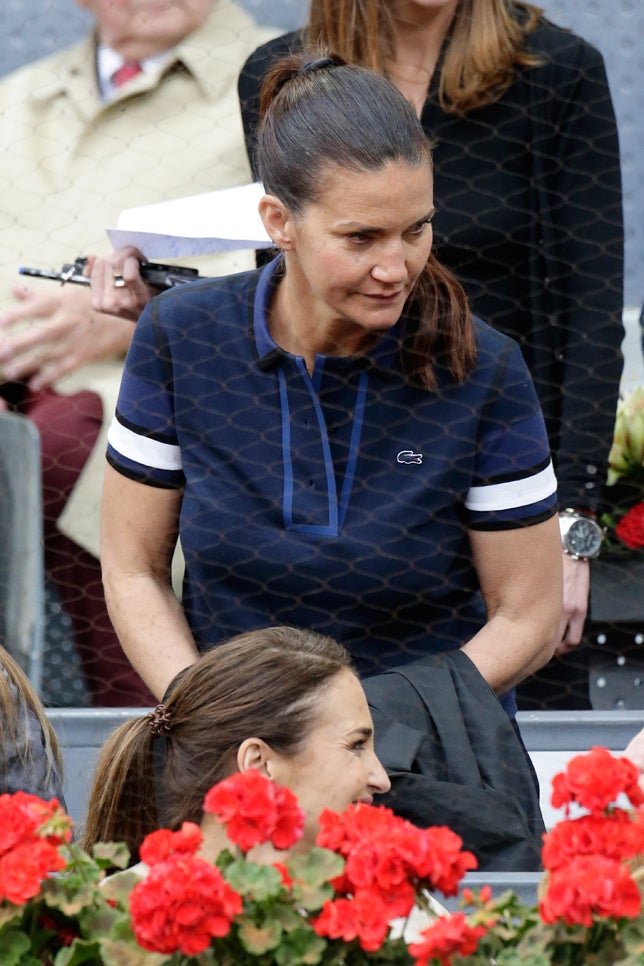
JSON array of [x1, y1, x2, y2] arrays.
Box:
[[0, 1, 275, 557]]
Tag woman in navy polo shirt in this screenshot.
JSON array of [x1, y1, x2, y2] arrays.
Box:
[[99, 53, 561, 716]]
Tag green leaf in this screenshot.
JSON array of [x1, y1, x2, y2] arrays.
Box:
[[0, 929, 31, 966], [494, 939, 550, 966], [44, 882, 102, 917], [273, 926, 327, 966], [92, 842, 131, 871], [81, 902, 126, 939], [272, 905, 305, 933], [100, 869, 146, 907], [0, 904, 25, 930], [288, 848, 344, 911], [54, 938, 101, 966], [238, 916, 284, 953], [77, 912, 152, 966], [289, 847, 344, 885], [98, 936, 168, 966], [225, 860, 283, 901]]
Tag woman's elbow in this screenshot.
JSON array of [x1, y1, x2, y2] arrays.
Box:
[[533, 591, 563, 667]]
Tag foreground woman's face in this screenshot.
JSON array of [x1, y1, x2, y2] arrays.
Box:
[[272, 669, 391, 847], [285, 159, 434, 351]]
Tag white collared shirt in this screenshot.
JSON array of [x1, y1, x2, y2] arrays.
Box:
[[96, 45, 177, 102]]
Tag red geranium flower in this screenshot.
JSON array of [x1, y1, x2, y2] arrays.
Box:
[[542, 810, 644, 870], [316, 803, 475, 906], [0, 798, 39, 856], [272, 861, 293, 889], [316, 806, 414, 915], [130, 854, 242, 955], [415, 826, 478, 897], [139, 821, 202, 865], [616, 502, 644, 550], [461, 884, 492, 906], [203, 770, 304, 852], [0, 794, 71, 905], [551, 747, 644, 815], [0, 793, 69, 857], [312, 891, 391, 952], [408, 912, 486, 966], [540, 854, 641, 927], [0, 839, 66, 905]]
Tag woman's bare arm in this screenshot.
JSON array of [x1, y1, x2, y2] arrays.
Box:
[[461, 515, 563, 694], [101, 465, 199, 700]]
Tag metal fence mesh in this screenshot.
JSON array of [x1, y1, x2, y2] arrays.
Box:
[[0, 1, 641, 712]]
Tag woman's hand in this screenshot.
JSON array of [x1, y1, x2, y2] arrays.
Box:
[[88, 245, 158, 322], [554, 554, 590, 655], [0, 283, 133, 389], [623, 727, 644, 791]]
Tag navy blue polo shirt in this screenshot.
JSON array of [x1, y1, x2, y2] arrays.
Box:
[[108, 257, 557, 705]]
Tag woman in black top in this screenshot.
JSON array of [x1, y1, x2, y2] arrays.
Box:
[[238, 0, 624, 677]]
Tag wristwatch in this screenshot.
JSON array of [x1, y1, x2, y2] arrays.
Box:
[[558, 508, 604, 561]]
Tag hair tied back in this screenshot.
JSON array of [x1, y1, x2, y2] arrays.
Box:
[[147, 703, 172, 736], [297, 56, 338, 78]]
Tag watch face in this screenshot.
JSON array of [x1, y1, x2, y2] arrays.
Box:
[[567, 518, 602, 557]]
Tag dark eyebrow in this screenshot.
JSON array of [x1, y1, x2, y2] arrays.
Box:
[[410, 208, 436, 227], [339, 208, 436, 234], [348, 726, 373, 739]]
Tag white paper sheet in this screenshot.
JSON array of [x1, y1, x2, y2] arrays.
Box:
[[106, 181, 272, 258]]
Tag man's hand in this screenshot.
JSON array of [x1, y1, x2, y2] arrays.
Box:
[[554, 553, 590, 655], [0, 283, 133, 389], [88, 246, 158, 322]]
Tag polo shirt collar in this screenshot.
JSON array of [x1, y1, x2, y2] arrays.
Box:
[[253, 255, 406, 378]]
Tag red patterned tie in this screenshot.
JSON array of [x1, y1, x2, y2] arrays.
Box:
[[111, 61, 143, 88]]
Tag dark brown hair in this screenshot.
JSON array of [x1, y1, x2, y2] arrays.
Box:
[[82, 627, 354, 862], [257, 52, 475, 389], [306, 0, 543, 114]]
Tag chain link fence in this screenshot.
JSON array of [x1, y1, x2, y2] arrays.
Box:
[[0, 1, 642, 710]]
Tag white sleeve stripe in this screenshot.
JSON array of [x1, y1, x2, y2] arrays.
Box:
[[465, 462, 557, 511], [107, 417, 183, 472]]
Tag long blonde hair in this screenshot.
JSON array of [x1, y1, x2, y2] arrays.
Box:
[[307, 0, 543, 114], [0, 645, 62, 791]]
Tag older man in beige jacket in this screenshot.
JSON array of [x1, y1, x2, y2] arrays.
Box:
[[0, 0, 275, 705]]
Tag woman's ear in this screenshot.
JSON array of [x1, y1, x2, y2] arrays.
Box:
[[258, 194, 295, 252], [237, 737, 274, 778]]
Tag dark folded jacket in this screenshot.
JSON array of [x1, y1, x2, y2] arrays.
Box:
[[363, 651, 545, 871]]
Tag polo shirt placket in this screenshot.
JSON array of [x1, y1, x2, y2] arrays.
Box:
[[276, 358, 369, 536]]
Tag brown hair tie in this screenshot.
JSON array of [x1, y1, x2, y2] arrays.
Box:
[[147, 703, 172, 736]]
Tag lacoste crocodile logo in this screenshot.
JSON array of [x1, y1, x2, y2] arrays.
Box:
[[397, 450, 423, 465]]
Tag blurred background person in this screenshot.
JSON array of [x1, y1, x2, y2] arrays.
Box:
[[0, 0, 275, 706]]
